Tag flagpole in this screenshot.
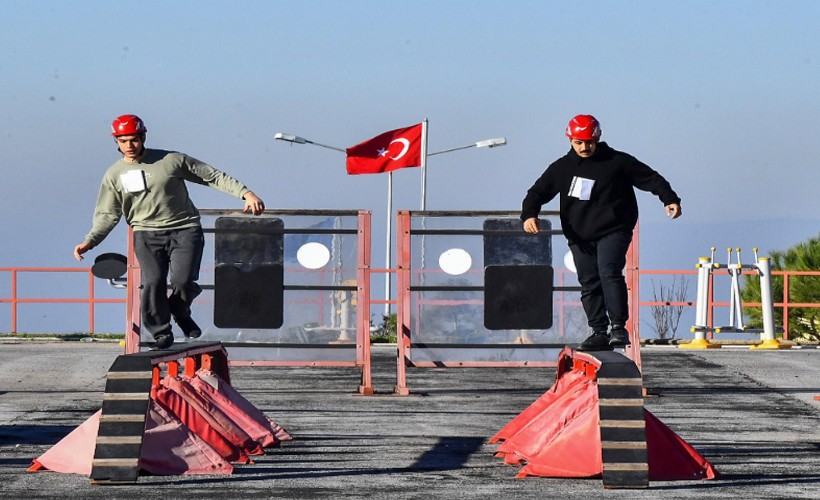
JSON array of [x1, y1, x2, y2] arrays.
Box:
[[418, 119, 429, 304], [420, 119, 429, 210], [275, 124, 431, 324], [384, 171, 393, 318]]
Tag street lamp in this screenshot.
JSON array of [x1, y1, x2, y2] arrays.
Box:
[[277, 131, 405, 315], [274, 132, 346, 153], [422, 136, 507, 210], [273, 127, 507, 317], [428, 137, 507, 156]]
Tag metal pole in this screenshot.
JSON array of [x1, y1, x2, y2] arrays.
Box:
[[11, 270, 17, 334], [420, 119, 429, 210], [694, 256, 711, 331], [682, 253, 720, 349], [758, 257, 776, 342], [89, 271, 95, 334], [384, 172, 393, 318], [782, 274, 790, 339], [419, 120, 429, 294]]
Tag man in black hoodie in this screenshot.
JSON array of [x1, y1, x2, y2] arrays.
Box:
[[521, 115, 682, 351]]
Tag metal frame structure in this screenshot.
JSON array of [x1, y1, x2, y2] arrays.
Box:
[[5, 266, 816, 341], [394, 210, 641, 395], [124, 209, 374, 394], [0, 267, 125, 333]]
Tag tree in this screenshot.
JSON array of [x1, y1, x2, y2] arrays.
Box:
[[741, 234, 820, 341], [371, 313, 397, 343], [646, 276, 690, 339]]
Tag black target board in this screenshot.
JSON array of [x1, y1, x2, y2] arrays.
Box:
[[214, 217, 284, 329], [483, 218, 553, 330], [482, 218, 551, 266], [484, 264, 553, 330]]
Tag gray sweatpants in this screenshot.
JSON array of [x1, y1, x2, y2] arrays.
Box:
[[133, 226, 204, 339]]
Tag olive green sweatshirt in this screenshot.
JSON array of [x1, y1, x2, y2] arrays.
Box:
[[83, 149, 251, 248]]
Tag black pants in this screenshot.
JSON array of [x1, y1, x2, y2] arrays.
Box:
[[569, 230, 633, 332], [133, 226, 204, 338]]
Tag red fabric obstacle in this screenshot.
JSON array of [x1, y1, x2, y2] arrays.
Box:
[[493, 354, 718, 481], [140, 398, 234, 475], [28, 410, 101, 475], [185, 375, 279, 447], [28, 400, 234, 476], [153, 383, 250, 464], [644, 410, 717, 480], [195, 368, 293, 443], [29, 348, 289, 479], [490, 369, 589, 446], [513, 406, 718, 480], [496, 375, 601, 476], [158, 377, 265, 458]]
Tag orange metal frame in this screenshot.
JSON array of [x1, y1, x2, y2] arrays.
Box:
[[3, 223, 818, 393], [149, 344, 232, 389], [394, 211, 642, 395], [0, 267, 125, 334], [639, 268, 820, 341], [778, 271, 820, 338], [3, 259, 817, 346], [124, 209, 374, 394]]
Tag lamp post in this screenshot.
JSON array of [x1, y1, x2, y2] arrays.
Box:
[[422, 136, 507, 210], [273, 133, 345, 153], [274, 127, 506, 318]]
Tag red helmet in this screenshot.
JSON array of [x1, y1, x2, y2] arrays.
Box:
[[111, 115, 147, 136], [565, 114, 601, 141]]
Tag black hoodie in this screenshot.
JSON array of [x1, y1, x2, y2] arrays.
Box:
[[521, 142, 681, 244]]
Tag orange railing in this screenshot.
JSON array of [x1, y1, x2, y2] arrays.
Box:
[[1, 266, 817, 339], [638, 269, 820, 340], [0, 267, 126, 334], [779, 271, 820, 339]]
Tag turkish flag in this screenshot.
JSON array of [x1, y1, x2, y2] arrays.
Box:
[[346, 123, 423, 175]]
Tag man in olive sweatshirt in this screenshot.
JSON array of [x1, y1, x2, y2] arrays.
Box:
[[521, 114, 682, 351], [74, 114, 266, 349]]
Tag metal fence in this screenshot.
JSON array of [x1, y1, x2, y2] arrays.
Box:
[[2, 262, 817, 341]]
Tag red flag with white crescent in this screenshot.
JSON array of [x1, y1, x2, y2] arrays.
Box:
[[345, 123, 423, 175]]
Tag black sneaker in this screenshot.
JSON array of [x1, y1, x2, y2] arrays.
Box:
[[176, 316, 202, 339], [609, 326, 631, 347], [150, 332, 174, 350], [577, 332, 614, 352]]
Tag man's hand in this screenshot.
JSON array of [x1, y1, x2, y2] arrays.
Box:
[[243, 191, 266, 216], [665, 203, 682, 219], [523, 217, 540, 234], [74, 242, 91, 261]]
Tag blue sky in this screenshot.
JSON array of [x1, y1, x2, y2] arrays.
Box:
[[1, 0, 818, 275]]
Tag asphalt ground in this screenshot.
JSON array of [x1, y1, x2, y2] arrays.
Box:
[[1, 341, 819, 499]]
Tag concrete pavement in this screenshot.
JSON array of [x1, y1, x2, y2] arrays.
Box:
[[1, 341, 819, 499]]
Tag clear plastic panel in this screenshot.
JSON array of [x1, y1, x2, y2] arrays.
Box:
[[407, 212, 586, 362], [139, 211, 362, 362]]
